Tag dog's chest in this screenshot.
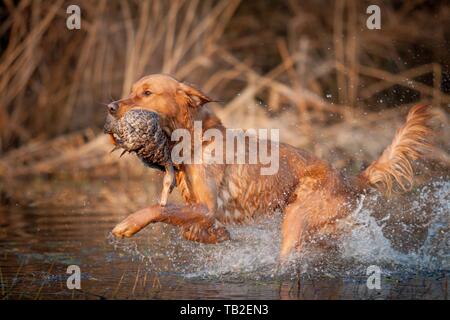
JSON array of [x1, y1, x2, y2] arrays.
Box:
[[177, 163, 292, 223]]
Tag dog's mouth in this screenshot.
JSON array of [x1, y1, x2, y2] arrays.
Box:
[[107, 133, 118, 146], [104, 128, 120, 146]]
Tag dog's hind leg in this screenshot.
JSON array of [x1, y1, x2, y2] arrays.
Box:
[[279, 184, 350, 263], [279, 201, 309, 263], [112, 204, 230, 243]]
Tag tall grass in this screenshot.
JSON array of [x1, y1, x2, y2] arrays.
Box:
[[0, 0, 240, 152], [0, 0, 449, 178]]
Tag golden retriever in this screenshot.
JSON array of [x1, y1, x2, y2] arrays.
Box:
[[106, 74, 432, 261]]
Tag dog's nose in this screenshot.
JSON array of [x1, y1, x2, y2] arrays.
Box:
[[108, 102, 119, 114]]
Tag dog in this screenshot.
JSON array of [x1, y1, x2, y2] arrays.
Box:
[[106, 74, 433, 261]]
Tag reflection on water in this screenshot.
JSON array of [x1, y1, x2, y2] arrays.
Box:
[[0, 179, 448, 299]]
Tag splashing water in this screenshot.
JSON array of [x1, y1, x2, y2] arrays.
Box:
[[109, 179, 449, 279], [339, 180, 449, 273]]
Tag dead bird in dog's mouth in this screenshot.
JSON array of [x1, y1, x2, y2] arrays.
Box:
[[104, 108, 176, 207]]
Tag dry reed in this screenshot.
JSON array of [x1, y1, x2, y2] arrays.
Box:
[[0, 0, 449, 182]]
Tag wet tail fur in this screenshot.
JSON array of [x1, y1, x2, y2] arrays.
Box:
[[358, 105, 433, 196]]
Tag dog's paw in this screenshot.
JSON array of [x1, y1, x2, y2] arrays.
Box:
[[112, 217, 143, 238]]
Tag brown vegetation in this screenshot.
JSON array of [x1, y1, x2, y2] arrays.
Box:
[[0, 0, 449, 184]]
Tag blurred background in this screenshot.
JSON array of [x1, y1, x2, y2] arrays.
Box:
[[0, 0, 449, 208], [0, 0, 450, 300]]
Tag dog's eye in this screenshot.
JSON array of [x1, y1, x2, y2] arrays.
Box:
[[143, 90, 152, 97]]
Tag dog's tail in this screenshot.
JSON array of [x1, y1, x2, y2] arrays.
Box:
[[357, 104, 433, 196]]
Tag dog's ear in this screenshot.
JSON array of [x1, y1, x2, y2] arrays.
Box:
[[178, 82, 212, 108]]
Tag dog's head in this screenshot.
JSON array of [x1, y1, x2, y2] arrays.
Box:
[[104, 74, 212, 137]]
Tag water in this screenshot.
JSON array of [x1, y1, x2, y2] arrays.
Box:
[[0, 179, 448, 299]]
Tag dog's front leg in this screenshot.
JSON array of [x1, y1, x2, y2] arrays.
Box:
[[112, 165, 229, 242], [112, 203, 230, 243], [112, 204, 206, 237]]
